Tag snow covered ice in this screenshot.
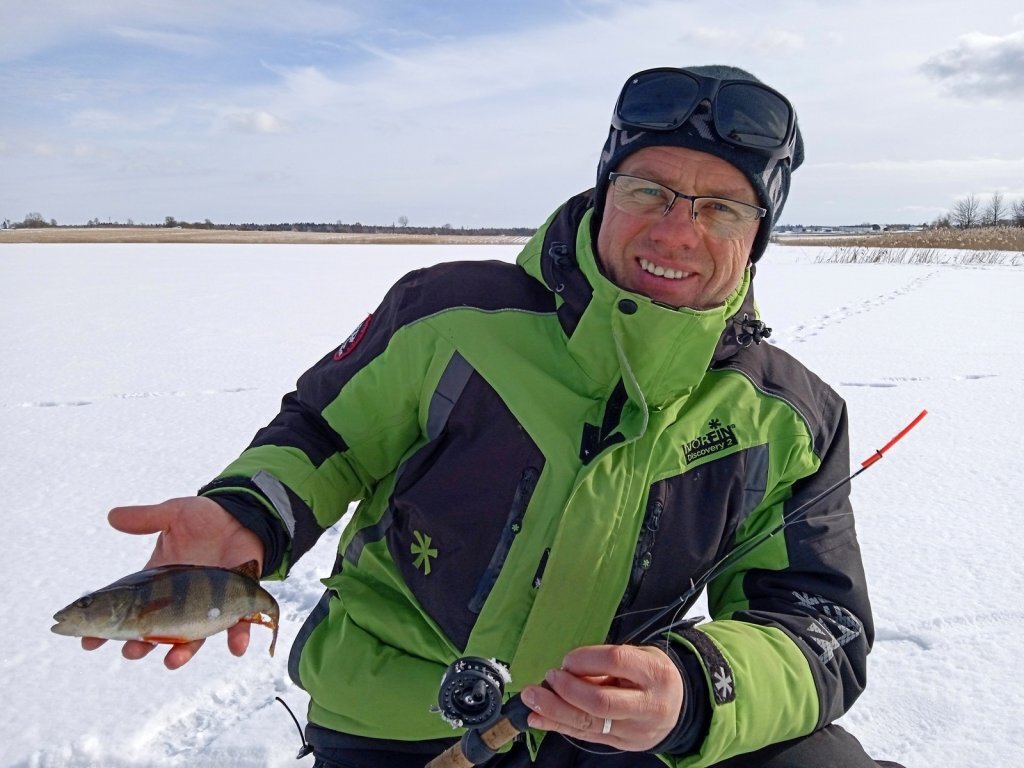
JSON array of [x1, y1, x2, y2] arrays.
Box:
[[2, 243, 1022, 767]]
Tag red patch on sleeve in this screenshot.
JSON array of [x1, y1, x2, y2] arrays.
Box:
[[333, 314, 373, 361]]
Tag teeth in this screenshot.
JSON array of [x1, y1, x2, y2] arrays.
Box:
[[640, 258, 690, 280]]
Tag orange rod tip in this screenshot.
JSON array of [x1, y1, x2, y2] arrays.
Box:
[[859, 410, 928, 468]]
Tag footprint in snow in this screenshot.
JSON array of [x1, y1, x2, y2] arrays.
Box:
[[839, 374, 998, 388], [773, 271, 940, 345], [7, 388, 257, 409]]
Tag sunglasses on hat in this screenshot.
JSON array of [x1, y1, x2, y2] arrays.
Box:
[[611, 67, 797, 160]]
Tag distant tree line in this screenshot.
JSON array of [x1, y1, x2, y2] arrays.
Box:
[[11, 195, 1020, 235], [933, 192, 1024, 229], [3, 212, 58, 229], [1, 212, 535, 238]]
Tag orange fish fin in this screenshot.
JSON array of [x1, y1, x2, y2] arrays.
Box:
[[141, 635, 191, 645], [240, 612, 279, 657], [231, 560, 261, 581], [136, 596, 176, 617], [240, 611, 277, 630]]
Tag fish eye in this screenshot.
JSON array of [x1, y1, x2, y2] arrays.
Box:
[[75, 596, 94, 609]]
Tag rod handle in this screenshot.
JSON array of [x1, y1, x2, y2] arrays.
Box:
[[426, 716, 521, 768]]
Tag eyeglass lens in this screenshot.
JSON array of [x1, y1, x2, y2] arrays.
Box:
[[611, 175, 759, 239]]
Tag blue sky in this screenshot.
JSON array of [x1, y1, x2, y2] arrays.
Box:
[[2, 0, 1023, 228]]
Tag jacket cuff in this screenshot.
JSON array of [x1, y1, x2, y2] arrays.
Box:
[[196, 483, 289, 577], [648, 642, 711, 756]]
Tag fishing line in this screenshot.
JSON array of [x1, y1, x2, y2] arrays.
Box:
[[625, 409, 928, 644], [569, 411, 930, 754], [427, 410, 928, 767]]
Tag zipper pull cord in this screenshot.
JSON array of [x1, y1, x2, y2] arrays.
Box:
[[275, 696, 314, 759]]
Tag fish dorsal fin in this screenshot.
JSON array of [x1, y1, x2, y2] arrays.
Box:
[[231, 560, 261, 581]]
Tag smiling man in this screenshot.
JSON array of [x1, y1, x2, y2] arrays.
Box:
[[94, 66, 903, 768], [596, 147, 761, 310]]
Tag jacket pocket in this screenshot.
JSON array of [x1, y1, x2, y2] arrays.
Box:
[[386, 368, 546, 651], [467, 466, 541, 614]]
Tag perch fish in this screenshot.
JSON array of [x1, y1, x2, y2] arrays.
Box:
[[51, 560, 279, 656]]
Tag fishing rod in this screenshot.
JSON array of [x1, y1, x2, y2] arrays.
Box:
[[425, 409, 928, 768], [624, 408, 928, 643]]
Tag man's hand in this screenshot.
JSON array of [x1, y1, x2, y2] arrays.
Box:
[[519, 644, 683, 752], [81, 496, 266, 670]]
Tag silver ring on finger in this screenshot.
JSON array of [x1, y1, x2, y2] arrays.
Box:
[[601, 717, 613, 735]]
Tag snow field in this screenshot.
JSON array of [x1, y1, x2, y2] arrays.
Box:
[[1, 243, 1021, 767]]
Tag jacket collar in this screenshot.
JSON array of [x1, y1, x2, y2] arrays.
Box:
[[518, 191, 759, 408]]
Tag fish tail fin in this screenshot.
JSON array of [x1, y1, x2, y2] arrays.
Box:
[[242, 606, 279, 657]]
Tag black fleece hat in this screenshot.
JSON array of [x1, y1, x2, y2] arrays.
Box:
[[593, 65, 804, 262]]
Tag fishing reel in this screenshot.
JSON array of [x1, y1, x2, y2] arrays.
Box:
[[434, 656, 510, 729]]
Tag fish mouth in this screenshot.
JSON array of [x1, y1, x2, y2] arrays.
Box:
[[51, 609, 78, 636], [51, 619, 75, 636]]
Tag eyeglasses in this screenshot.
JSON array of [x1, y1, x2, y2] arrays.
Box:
[[608, 173, 766, 240], [612, 68, 796, 159]]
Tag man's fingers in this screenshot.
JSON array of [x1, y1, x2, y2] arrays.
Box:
[[543, 667, 641, 719], [534, 645, 684, 751], [522, 680, 625, 747], [120, 638, 205, 666], [561, 644, 665, 686], [89, 634, 221, 667], [522, 683, 602, 733], [227, 622, 252, 657], [108, 503, 175, 536], [163, 639, 205, 670], [122, 639, 158, 660]]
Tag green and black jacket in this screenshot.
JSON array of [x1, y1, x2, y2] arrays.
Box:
[[200, 193, 873, 766]]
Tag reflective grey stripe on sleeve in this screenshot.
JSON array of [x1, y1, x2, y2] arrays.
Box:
[[426, 351, 474, 440], [343, 351, 475, 565], [740, 444, 770, 528], [252, 470, 297, 540]]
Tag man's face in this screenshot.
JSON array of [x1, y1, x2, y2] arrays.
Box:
[[595, 146, 759, 310]]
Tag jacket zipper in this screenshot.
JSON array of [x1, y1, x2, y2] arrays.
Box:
[[620, 497, 664, 609], [468, 466, 541, 614], [532, 548, 551, 589]]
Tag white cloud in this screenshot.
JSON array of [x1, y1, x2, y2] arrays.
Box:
[[5, 0, 1024, 227], [69, 109, 128, 131], [752, 30, 805, 54], [811, 157, 1024, 177], [110, 26, 215, 56], [684, 26, 741, 45], [921, 29, 1024, 98], [0, 1, 362, 62], [222, 110, 287, 134]]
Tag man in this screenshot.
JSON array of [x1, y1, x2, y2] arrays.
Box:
[[90, 66, 902, 767]]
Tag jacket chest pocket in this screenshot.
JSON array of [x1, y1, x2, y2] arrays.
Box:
[[610, 447, 765, 641], [386, 368, 546, 651]]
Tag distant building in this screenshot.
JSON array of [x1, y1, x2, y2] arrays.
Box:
[[882, 224, 925, 232], [775, 223, 881, 235]]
